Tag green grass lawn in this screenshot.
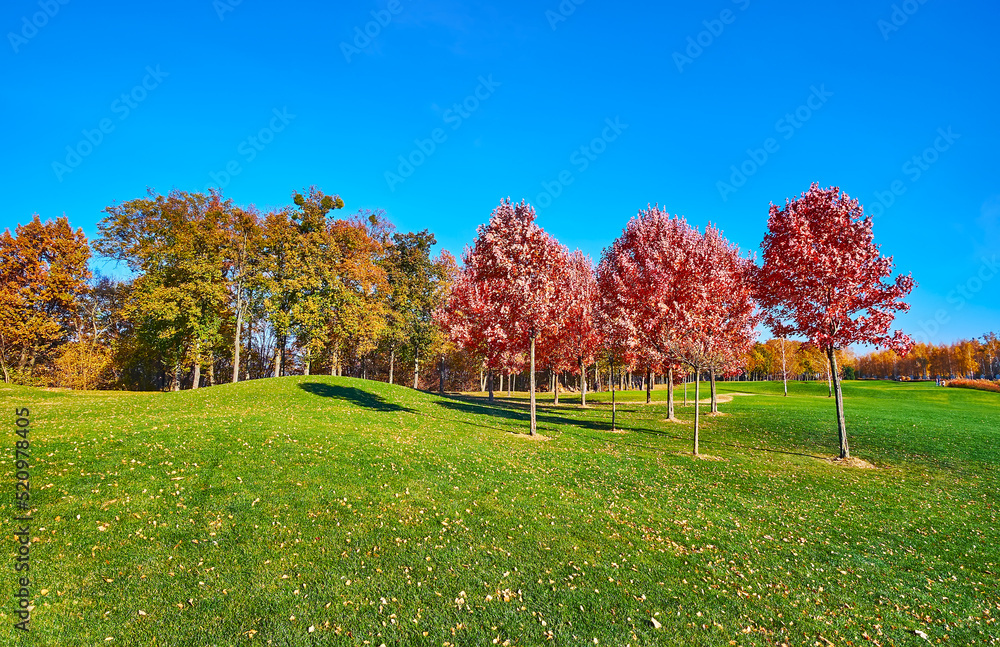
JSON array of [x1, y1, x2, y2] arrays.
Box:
[[1, 377, 997, 646]]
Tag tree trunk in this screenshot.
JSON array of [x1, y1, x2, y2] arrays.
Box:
[[172, 360, 181, 392], [645, 368, 652, 404], [388, 348, 395, 384], [780, 337, 788, 397], [508, 372, 513, 397], [438, 355, 445, 394], [826, 354, 833, 397], [208, 352, 215, 386], [580, 358, 587, 407], [304, 349, 311, 376], [480, 368, 485, 392], [232, 302, 242, 383], [499, 372, 504, 394], [529, 336, 537, 436], [684, 375, 688, 406], [273, 338, 282, 378], [828, 347, 850, 459], [693, 368, 701, 455], [667, 367, 675, 419], [488, 368, 494, 402], [192, 339, 201, 390], [553, 369, 559, 405], [710, 367, 717, 414], [413, 356, 420, 389], [610, 361, 617, 432]]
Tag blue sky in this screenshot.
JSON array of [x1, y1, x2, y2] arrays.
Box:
[[2, 0, 997, 345]]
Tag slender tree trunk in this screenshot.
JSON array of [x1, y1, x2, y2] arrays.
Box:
[[480, 368, 485, 392], [172, 360, 181, 392], [508, 372, 513, 397], [553, 368, 559, 405], [781, 337, 788, 397], [439, 355, 445, 394], [693, 368, 701, 455], [304, 349, 311, 376], [529, 336, 537, 436], [579, 358, 587, 407], [208, 352, 215, 386], [488, 368, 494, 402], [499, 372, 504, 394], [710, 368, 717, 414], [413, 356, 420, 389], [667, 367, 675, 419], [646, 368, 652, 404], [828, 347, 849, 458], [273, 337, 282, 378], [388, 348, 395, 385], [232, 302, 242, 383], [610, 360, 617, 432], [192, 340, 201, 390], [0, 356, 8, 383], [826, 354, 833, 397], [279, 335, 286, 377], [684, 374, 688, 406]]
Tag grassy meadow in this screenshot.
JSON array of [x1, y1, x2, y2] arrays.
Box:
[[1, 377, 998, 646]]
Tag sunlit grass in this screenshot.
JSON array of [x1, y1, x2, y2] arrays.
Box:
[[1, 377, 997, 646]]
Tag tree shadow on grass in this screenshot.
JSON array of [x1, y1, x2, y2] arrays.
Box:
[[433, 393, 641, 435], [439, 393, 830, 461], [298, 382, 416, 413]]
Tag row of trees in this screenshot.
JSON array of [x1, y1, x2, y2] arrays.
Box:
[[2, 183, 915, 459], [440, 185, 915, 458], [856, 335, 999, 380], [1, 188, 457, 391]]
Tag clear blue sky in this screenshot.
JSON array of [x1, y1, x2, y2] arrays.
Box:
[[3, 0, 997, 345]]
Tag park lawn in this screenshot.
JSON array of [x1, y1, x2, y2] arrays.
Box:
[[0, 377, 997, 646]]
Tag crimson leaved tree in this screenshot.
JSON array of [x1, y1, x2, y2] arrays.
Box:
[[756, 183, 915, 459], [457, 199, 567, 435]]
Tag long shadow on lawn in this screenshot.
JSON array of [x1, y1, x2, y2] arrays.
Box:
[[299, 382, 416, 413], [440, 393, 830, 461], [432, 393, 661, 436]]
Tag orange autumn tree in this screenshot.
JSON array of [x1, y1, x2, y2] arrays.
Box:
[[0, 215, 91, 383]]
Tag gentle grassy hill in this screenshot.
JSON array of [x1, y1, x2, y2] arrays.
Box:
[[1, 377, 997, 646]]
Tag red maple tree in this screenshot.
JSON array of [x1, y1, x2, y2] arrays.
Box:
[[443, 199, 567, 434], [756, 183, 915, 459]]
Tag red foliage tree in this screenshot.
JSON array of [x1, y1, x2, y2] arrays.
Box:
[[756, 183, 915, 459], [596, 207, 699, 423], [539, 250, 600, 406], [443, 199, 567, 434]]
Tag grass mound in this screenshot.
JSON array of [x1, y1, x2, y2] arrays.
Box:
[[1, 376, 998, 646]]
